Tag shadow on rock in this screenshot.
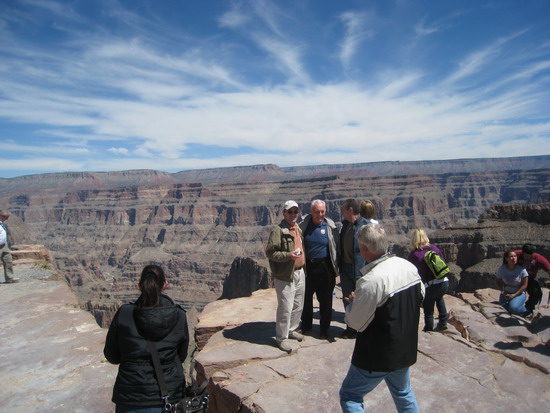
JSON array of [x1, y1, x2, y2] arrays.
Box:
[[223, 321, 275, 345]]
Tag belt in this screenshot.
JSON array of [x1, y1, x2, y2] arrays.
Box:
[[307, 257, 329, 264]]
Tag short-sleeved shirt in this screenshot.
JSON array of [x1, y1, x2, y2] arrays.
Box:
[[303, 220, 329, 259], [496, 264, 528, 294]]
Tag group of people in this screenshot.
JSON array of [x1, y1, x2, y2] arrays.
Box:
[[265, 199, 550, 412], [496, 244, 550, 317], [266, 199, 428, 412], [99, 199, 548, 413]]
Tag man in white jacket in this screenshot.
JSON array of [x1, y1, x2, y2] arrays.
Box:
[[339, 224, 424, 413]]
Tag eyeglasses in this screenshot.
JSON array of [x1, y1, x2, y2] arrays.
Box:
[[286, 209, 299, 214]]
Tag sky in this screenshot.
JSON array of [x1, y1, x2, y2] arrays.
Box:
[[1, 0, 549, 178]]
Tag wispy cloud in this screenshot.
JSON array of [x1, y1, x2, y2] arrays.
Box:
[[0, 0, 549, 177], [338, 11, 372, 68]]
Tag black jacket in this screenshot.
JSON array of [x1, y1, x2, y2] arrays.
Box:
[[104, 294, 189, 407]]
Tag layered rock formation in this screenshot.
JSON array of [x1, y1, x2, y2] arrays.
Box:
[[0, 157, 548, 327], [194, 287, 550, 413]]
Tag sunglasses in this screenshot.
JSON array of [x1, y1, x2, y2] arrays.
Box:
[[286, 209, 299, 214]]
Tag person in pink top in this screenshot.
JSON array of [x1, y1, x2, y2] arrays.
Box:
[[514, 243, 550, 317]]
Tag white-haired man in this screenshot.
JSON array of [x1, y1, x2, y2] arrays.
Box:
[[340, 224, 424, 413], [299, 199, 339, 340]]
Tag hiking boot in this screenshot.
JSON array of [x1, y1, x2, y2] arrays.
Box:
[[5, 277, 20, 283], [434, 324, 448, 332], [277, 340, 293, 354], [289, 330, 304, 341]]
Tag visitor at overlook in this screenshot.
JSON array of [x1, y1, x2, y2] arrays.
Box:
[[0, 211, 19, 283], [265, 200, 306, 353], [104, 264, 189, 413], [514, 243, 550, 317], [299, 199, 339, 340], [496, 250, 529, 316], [340, 224, 424, 413], [359, 200, 379, 225], [407, 229, 448, 332]]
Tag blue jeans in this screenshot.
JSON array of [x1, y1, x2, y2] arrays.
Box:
[[339, 364, 419, 413], [499, 291, 527, 315], [423, 281, 448, 331]]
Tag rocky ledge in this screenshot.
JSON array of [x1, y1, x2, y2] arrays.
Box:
[[0, 269, 117, 412], [195, 286, 550, 413]]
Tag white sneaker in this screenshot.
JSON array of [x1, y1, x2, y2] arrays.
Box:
[[277, 339, 293, 353], [289, 330, 304, 341]]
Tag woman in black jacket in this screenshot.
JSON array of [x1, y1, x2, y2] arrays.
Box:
[[104, 265, 189, 413]]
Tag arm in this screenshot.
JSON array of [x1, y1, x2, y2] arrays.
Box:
[[345, 276, 384, 332], [265, 226, 291, 262], [103, 309, 121, 364], [177, 311, 189, 363], [0, 225, 6, 247], [506, 275, 528, 300]]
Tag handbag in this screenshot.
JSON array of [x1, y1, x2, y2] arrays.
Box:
[[147, 341, 209, 413]]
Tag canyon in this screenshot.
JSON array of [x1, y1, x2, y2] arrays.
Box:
[[0, 155, 548, 328]]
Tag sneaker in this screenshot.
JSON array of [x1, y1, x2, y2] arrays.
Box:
[[6, 277, 20, 283], [434, 324, 448, 332], [277, 340, 293, 354], [289, 330, 304, 341]]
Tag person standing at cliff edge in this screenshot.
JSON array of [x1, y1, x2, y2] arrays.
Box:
[[104, 264, 189, 412], [265, 200, 306, 353], [299, 199, 339, 340], [0, 211, 19, 283], [340, 224, 424, 413]]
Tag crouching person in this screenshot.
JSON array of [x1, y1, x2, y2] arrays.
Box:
[[339, 224, 425, 413]]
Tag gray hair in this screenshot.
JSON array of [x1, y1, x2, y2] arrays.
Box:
[[357, 223, 389, 255], [311, 199, 326, 210]]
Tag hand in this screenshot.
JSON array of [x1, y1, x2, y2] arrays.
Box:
[[290, 249, 301, 261], [345, 291, 356, 303]]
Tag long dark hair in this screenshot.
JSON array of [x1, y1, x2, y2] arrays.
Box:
[[138, 264, 166, 307]]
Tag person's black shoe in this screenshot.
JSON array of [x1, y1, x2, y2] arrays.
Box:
[[340, 328, 357, 339], [522, 309, 534, 319]]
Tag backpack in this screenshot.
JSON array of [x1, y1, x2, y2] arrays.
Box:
[[423, 250, 450, 279]]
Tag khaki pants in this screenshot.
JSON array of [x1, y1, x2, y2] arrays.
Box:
[[1, 245, 14, 282], [274, 268, 305, 342]]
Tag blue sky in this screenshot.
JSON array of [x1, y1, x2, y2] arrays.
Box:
[[1, 0, 549, 178]]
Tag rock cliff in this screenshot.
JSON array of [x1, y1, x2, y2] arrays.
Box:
[[194, 287, 550, 413]]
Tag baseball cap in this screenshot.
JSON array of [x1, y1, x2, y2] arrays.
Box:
[[283, 200, 299, 211]]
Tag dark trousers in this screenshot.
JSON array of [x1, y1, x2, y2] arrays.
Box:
[[423, 281, 448, 331], [525, 277, 543, 311], [301, 258, 336, 334]]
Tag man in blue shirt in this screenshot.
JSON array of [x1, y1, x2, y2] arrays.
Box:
[[298, 200, 339, 339]]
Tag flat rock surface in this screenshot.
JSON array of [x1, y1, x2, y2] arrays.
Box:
[[0, 273, 117, 412], [196, 286, 550, 413]]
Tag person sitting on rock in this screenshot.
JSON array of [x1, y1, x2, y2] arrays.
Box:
[[495, 250, 529, 316], [104, 264, 189, 412], [407, 229, 448, 332], [514, 243, 550, 317]]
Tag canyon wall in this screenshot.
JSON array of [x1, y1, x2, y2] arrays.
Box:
[[0, 158, 548, 327]]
